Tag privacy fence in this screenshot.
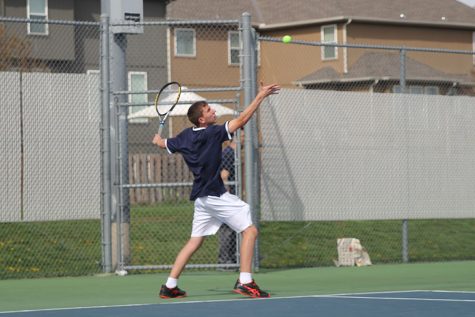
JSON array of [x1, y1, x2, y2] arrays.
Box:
[[0, 14, 474, 279]]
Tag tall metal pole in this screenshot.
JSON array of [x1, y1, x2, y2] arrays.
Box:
[[250, 27, 261, 271], [400, 48, 409, 263], [110, 31, 130, 270], [400, 48, 407, 94], [100, 14, 112, 273], [242, 12, 259, 270]]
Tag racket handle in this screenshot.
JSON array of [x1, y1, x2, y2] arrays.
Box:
[[158, 123, 164, 136]]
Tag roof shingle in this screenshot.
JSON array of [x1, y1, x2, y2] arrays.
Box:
[[167, 0, 475, 27], [297, 52, 474, 85]]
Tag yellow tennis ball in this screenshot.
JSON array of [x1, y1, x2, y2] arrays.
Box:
[[282, 35, 292, 43]]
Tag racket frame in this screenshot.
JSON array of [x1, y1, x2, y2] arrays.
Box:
[[154, 81, 182, 135]]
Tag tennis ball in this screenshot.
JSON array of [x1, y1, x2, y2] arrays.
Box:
[[282, 35, 292, 43]]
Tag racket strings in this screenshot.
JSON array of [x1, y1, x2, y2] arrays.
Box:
[[155, 83, 181, 116]]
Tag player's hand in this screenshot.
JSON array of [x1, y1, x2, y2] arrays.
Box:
[[152, 134, 166, 148], [259, 81, 280, 98]]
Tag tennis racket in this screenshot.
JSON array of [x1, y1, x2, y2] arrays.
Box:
[[154, 81, 182, 135]]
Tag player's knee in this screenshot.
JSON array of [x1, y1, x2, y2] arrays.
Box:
[[187, 237, 205, 250], [243, 225, 258, 239]]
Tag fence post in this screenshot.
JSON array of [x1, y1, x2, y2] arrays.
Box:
[[400, 48, 407, 93], [100, 14, 112, 273], [242, 12, 259, 270], [402, 219, 409, 263], [109, 32, 130, 271], [400, 47, 409, 263]]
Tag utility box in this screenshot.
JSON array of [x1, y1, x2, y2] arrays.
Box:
[[105, 0, 144, 34]]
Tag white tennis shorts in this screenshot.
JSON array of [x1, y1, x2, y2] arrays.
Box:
[[191, 192, 253, 237]]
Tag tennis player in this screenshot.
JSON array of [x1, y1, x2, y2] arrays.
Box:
[[153, 83, 280, 299]]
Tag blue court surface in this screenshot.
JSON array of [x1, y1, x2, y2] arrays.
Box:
[[1, 291, 474, 317]]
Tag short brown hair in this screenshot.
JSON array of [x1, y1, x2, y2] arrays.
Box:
[[187, 101, 207, 126]]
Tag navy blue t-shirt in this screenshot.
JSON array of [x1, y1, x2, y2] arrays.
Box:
[[166, 122, 233, 200]]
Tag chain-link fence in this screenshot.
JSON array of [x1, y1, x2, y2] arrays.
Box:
[[256, 35, 475, 268], [110, 21, 242, 272], [2, 14, 475, 279], [0, 17, 102, 278]]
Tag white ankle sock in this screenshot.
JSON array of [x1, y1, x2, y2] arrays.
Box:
[[165, 277, 178, 288], [239, 272, 252, 284]]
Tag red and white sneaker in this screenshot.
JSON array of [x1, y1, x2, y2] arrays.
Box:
[[233, 279, 270, 298]]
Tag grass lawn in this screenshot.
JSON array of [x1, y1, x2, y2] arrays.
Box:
[[1, 201, 474, 279]]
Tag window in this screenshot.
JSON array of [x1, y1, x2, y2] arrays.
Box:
[[128, 72, 148, 123], [321, 25, 337, 60], [27, 0, 48, 35], [392, 85, 439, 95], [228, 31, 240, 65], [424, 86, 439, 95], [175, 28, 195, 57], [227, 31, 260, 66], [409, 86, 424, 94]]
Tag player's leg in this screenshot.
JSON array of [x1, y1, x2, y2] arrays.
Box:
[[159, 236, 205, 299], [239, 225, 258, 273], [160, 197, 221, 299], [208, 192, 270, 298], [170, 236, 205, 278]]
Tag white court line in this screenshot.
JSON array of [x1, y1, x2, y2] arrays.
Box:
[[429, 290, 475, 294], [0, 304, 156, 315], [160, 289, 430, 305], [1, 290, 422, 313], [328, 295, 475, 303], [1, 290, 473, 314]]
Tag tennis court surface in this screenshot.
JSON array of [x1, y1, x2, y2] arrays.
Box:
[[1, 262, 474, 317]]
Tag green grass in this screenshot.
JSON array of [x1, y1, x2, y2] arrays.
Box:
[[0, 220, 102, 279], [129, 202, 219, 265], [259, 219, 475, 267], [1, 201, 474, 279]]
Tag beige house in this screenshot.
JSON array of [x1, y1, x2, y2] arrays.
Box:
[[166, 0, 475, 95]]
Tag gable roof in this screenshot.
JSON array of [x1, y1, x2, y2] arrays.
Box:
[[167, 0, 475, 29], [296, 52, 475, 85]]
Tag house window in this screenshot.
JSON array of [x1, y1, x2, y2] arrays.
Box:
[[409, 86, 424, 94], [128, 72, 148, 123], [228, 31, 240, 65], [392, 85, 439, 95], [27, 0, 48, 35], [424, 86, 439, 95], [321, 24, 337, 60], [227, 30, 260, 66], [175, 28, 195, 57]]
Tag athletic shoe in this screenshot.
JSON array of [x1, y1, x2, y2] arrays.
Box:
[[233, 279, 270, 298], [159, 285, 187, 299]]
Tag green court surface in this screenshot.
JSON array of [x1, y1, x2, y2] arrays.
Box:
[[1, 261, 474, 312]]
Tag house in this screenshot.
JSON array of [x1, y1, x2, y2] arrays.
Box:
[[166, 0, 475, 95], [0, 0, 172, 153]]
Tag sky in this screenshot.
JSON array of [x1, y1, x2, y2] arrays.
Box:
[[457, 0, 475, 7]]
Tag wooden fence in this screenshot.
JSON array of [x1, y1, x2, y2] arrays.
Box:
[[128, 154, 194, 204]]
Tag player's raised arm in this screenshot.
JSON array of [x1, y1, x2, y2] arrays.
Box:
[[228, 83, 280, 133]]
